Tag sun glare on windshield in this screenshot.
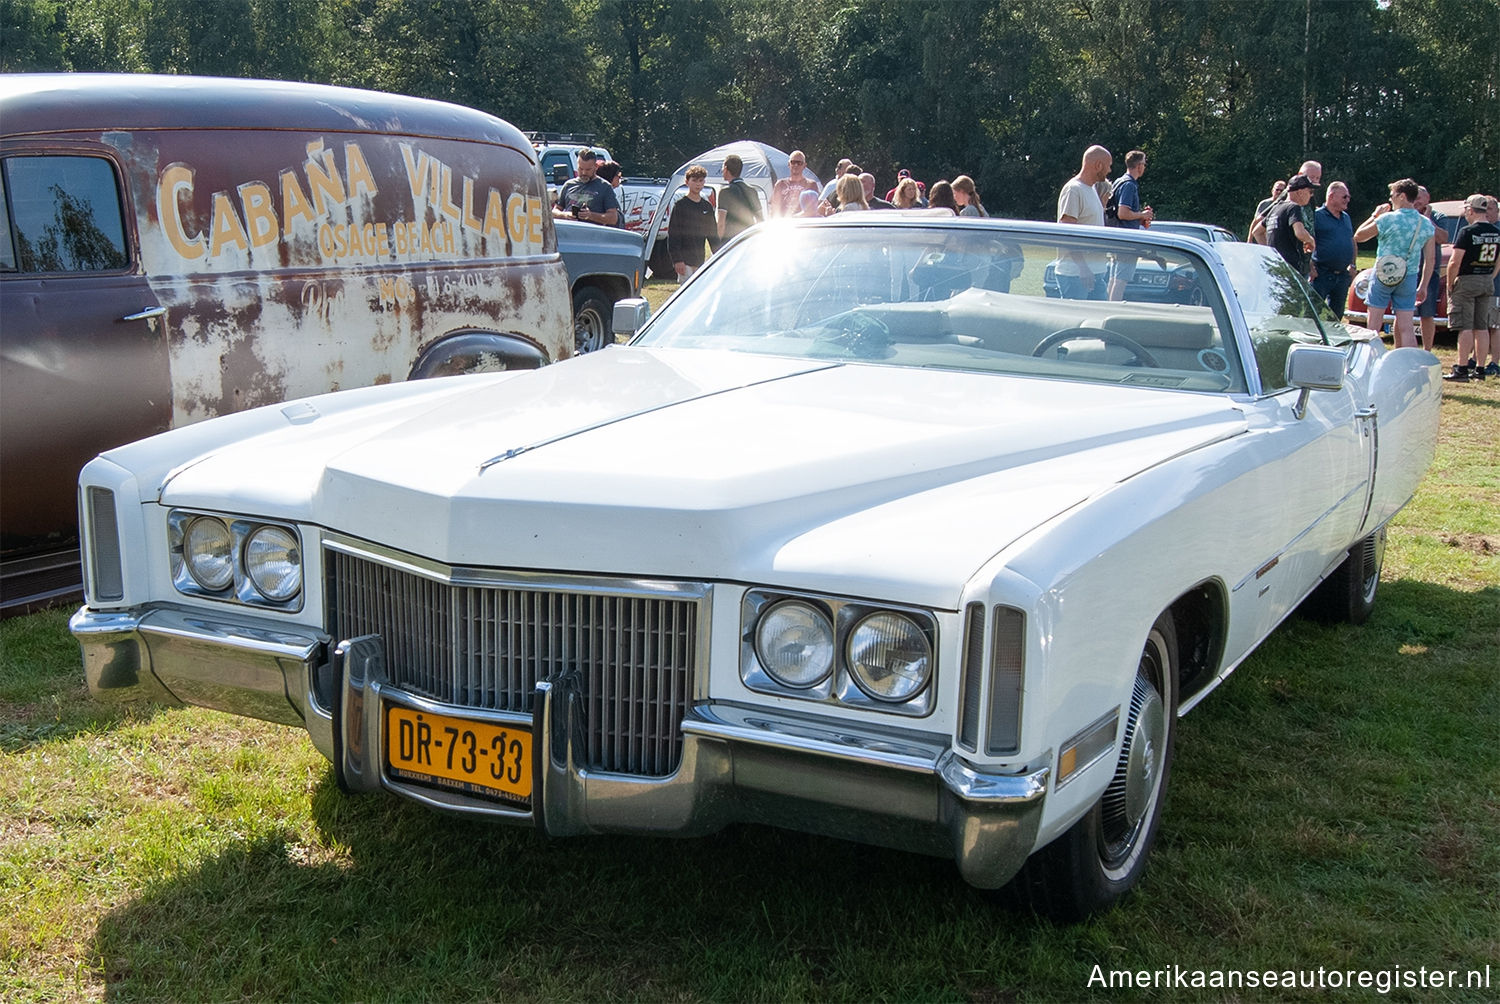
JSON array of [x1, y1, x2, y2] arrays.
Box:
[[638, 222, 1248, 394]]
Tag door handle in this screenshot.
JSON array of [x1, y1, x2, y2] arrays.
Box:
[[122, 306, 166, 322], [1355, 407, 1377, 420]]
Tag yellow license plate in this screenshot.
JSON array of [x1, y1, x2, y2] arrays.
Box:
[[385, 704, 531, 805]]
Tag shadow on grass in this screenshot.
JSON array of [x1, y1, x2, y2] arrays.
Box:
[[1440, 391, 1500, 409], [91, 783, 1039, 1001], [86, 579, 1499, 1000]]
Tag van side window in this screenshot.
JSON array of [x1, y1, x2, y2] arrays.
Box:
[[2, 156, 129, 273], [0, 170, 13, 272]]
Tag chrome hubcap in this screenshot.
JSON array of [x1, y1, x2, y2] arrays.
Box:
[[1124, 682, 1165, 827], [1359, 529, 1386, 604], [1099, 635, 1170, 870]]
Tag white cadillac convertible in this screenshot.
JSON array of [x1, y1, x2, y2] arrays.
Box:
[[71, 216, 1440, 920]]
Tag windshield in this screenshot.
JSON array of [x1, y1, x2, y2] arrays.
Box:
[[637, 222, 1247, 393], [1215, 241, 1367, 391]]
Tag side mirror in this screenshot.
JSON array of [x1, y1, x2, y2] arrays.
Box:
[[1285, 343, 1346, 419], [612, 298, 650, 338]]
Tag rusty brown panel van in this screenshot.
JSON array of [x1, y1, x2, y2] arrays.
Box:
[[0, 74, 572, 612]]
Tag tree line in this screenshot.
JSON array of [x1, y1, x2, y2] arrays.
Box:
[[4, 0, 1497, 231]]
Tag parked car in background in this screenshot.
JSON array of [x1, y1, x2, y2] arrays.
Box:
[[72, 217, 1440, 921], [1147, 221, 1239, 243], [1042, 221, 1236, 304], [1344, 199, 1463, 332], [1, 74, 571, 614]]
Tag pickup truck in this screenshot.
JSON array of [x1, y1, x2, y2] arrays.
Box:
[[555, 217, 644, 353], [527, 134, 672, 278]]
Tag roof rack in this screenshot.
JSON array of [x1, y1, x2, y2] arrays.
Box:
[[524, 130, 600, 147]]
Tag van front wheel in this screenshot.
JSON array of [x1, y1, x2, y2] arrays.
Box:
[[573, 286, 614, 354]]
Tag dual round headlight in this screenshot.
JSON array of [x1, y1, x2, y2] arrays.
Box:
[[181, 516, 301, 602], [183, 516, 235, 592], [244, 525, 302, 601], [845, 612, 931, 703], [754, 600, 931, 703], [755, 601, 835, 688]]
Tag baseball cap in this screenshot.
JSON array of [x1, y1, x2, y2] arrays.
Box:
[[1464, 194, 1491, 212], [1286, 174, 1318, 192]]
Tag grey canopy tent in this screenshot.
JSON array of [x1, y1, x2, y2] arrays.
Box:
[[640, 140, 822, 274]]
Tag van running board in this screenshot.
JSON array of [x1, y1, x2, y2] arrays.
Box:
[[1, 547, 82, 618]]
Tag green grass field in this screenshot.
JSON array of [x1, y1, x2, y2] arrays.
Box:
[[2, 326, 1496, 1002]]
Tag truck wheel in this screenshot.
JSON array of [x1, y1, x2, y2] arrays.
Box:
[[1013, 611, 1177, 921], [1302, 526, 1385, 625], [573, 285, 613, 354]]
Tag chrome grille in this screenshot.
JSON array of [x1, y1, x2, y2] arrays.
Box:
[[326, 544, 701, 776]]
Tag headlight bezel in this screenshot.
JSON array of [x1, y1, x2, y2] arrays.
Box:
[[168, 510, 305, 611], [740, 589, 937, 717]]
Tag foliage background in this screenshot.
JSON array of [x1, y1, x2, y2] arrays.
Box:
[[3, 0, 1499, 232]]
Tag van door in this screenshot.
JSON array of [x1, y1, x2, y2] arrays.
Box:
[[0, 149, 170, 548]]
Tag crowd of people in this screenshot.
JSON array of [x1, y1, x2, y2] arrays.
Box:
[[555, 141, 1500, 381], [656, 149, 1002, 280], [1244, 160, 1500, 381]]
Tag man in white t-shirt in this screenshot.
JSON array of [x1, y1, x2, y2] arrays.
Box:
[[1055, 145, 1112, 299]]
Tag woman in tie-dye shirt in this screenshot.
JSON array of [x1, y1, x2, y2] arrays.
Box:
[[1355, 178, 1436, 348]]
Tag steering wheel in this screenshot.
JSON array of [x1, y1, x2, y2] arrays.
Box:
[[1166, 264, 1203, 305], [813, 309, 893, 358], [1032, 327, 1161, 367]]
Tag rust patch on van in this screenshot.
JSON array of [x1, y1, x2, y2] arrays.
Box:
[[3, 75, 571, 560]]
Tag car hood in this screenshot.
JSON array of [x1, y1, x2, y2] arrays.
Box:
[[159, 347, 1247, 608]]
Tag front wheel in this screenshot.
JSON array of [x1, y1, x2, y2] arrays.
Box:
[[573, 285, 614, 354], [1014, 611, 1178, 921]]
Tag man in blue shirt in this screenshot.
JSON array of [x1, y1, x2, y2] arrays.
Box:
[[1106, 150, 1154, 300], [1310, 181, 1356, 317]]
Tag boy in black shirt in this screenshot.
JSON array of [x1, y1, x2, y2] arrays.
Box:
[[1444, 195, 1500, 382]]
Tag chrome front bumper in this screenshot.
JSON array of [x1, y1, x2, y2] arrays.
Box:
[[72, 606, 1050, 889]]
